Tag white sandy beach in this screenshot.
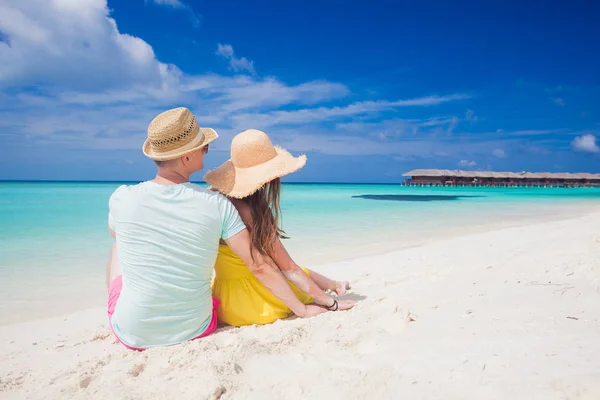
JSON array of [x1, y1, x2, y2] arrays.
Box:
[[2, 211, 600, 399]]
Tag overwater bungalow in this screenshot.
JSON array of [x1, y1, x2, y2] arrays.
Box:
[[402, 170, 600, 188]]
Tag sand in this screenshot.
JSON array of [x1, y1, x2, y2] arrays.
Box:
[[2, 211, 600, 399]]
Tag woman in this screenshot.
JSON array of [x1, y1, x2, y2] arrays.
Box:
[[204, 129, 355, 326]]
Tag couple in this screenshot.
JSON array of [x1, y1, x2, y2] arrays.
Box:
[[106, 107, 355, 350]]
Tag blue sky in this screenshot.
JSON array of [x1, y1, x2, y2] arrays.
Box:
[[1, 0, 599, 182]]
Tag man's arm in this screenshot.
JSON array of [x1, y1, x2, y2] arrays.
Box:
[[224, 229, 327, 318], [106, 226, 117, 291]]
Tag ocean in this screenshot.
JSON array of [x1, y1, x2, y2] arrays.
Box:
[[1, 181, 599, 325]]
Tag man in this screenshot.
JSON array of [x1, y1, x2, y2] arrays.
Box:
[[106, 107, 326, 350]]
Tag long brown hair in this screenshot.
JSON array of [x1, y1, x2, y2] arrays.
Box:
[[241, 178, 288, 256]]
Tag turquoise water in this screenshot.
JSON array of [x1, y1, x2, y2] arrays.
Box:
[[1, 181, 599, 324]]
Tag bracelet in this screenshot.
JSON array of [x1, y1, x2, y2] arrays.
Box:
[[326, 299, 338, 311]]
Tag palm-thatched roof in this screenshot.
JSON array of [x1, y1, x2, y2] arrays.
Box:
[[403, 170, 600, 180]]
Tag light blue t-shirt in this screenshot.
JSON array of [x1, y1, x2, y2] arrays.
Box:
[[108, 181, 246, 348]]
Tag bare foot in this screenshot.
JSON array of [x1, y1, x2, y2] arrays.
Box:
[[336, 299, 356, 311], [335, 281, 351, 296], [301, 304, 329, 318]]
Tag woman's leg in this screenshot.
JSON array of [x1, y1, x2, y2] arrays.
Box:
[[307, 270, 351, 296]]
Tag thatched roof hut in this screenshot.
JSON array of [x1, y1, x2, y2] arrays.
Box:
[[573, 173, 598, 179], [402, 170, 600, 184]]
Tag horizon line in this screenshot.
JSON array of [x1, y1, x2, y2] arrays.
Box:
[[0, 179, 405, 185]]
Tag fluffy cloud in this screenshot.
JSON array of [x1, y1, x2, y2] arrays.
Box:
[[571, 134, 600, 154], [492, 148, 507, 158], [215, 43, 234, 58], [216, 44, 256, 75], [458, 159, 477, 168], [192, 76, 350, 113], [0, 0, 475, 167], [0, 0, 181, 92]]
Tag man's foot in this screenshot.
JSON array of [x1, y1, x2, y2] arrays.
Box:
[[334, 281, 351, 296]]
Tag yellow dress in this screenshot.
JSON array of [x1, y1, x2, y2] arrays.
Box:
[[212, 244, 313, 327]]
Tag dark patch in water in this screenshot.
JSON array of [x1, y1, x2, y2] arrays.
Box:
[[352, 194, 484, 202]]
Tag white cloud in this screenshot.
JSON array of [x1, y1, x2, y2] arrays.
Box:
[[505, 129, 565, 136], [338, 119, 420, 139], [197, 76, 350, 113], [571, 134, 600, 154], [148, 0, 200, 27], [492, 148, 507, 158], [0, 0, 179, 92], [420, 117, 456, 127], [271, 131, 441, 156], [0, 0, 476, 163], [552, 97, 565, 106], [230, 94, 469, 129], [152, 0, 186, 8], [447, 116, 460, 135], [0, 0, 353, 146], [458, 159, 477, 168], [465, 109, 478, 123], [216, 43, 234, 58], [255, 124, 516, 159], [391, 94, 469, 106], [216, 43, 256, 75], [455, 128, 568, 140]]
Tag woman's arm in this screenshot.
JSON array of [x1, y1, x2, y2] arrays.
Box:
[[224, 229, 327, 318], [230, 198, 339, 308], [269, 237, 337, 305]]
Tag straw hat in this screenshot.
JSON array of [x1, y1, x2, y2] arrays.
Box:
[[204, 129, 306, 198], [143, 107, 218, 161]]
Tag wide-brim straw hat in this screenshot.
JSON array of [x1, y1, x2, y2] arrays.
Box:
[[204, 129, 306, 198], [143, 107, 218, 161]]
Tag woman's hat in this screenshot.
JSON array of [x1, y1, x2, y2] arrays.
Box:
[[143, 107, 218, 161], [204, 129, 306, 198]]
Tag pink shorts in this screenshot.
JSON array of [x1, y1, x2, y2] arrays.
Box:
[[107, 276, 220, 351]]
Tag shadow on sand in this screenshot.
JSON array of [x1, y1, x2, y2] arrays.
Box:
[[352, 194, 484, 202], [336, 292, 368, 302]]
